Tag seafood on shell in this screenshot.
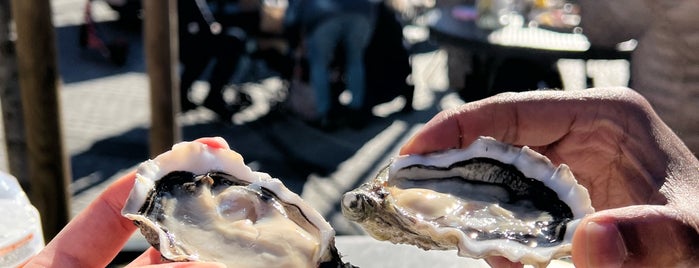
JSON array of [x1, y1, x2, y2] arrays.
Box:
[[122, 137, 348, 268], [341, 136, 594, 267]]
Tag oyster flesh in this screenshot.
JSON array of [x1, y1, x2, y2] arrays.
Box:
[[341, 136, 594, 266], [122, 137, 345, 267]]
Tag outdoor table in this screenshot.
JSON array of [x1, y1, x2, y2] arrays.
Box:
[[120, 234, 574, 267], [335, 235, 490, 267], [335, 235, 574, 267], [426, 5, 632, 100]]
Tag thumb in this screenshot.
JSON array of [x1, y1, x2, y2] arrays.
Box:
[[572, 205, 699, 268]]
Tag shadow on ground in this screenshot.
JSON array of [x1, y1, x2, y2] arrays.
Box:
[[69, 103, 437, 197]]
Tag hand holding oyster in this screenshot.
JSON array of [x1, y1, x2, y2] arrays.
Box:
[[122, 137, 348, 267], [342, 136, 594, 267]]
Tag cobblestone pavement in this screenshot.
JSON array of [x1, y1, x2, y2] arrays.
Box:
[[0, 0, 629, 257]]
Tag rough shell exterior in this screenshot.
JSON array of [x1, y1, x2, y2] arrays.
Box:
[[342, 136, 594, 266]]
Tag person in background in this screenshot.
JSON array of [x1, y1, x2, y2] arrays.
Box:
[[578, 0, 699, 157], [285, 0, 379, 130], [178, 0, 255, 122]]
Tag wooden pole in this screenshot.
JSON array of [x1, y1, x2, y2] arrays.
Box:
[[0, 0, 30, 189], [10, 0, 70, 240], [143, 0, 181, 157]]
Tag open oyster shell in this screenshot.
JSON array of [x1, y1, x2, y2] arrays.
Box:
[[341, 136, 594, 267], [122, 138, 347, 267]]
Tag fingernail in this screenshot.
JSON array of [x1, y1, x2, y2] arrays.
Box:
[[585, 221, 627, 268]]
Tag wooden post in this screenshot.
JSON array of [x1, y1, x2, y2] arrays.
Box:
[[0, 0, 30, 189], [143, 0, 181, 157], [10, 0, 70, 240]]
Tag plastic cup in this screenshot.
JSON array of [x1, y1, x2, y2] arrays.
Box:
[[0, 173, 45, 267]]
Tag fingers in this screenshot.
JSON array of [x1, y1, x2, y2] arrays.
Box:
[[26, 137, 232, 267], [192, 137, 229, 150], [400, 87, 644, 155], [484, 256, 524, 268], [572, 205, 699, 268], [26, 171, 138, 267], [400, 90, 574, 155], [126, 247, 164, 267]]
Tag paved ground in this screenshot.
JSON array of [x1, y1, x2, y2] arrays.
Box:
[[0, 0, 629, 266]]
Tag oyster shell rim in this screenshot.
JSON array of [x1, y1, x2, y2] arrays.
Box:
[[343, 136, 595, 265], [121, 138, 337, 265]]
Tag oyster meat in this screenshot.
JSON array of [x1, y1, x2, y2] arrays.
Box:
[[122, 137, 345, 267], [341, 136, 594, 266]]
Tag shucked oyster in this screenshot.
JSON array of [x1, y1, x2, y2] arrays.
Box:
[[342, 136, 594, 267], [122, 138, 347, 267]]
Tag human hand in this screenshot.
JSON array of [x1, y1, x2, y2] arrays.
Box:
[[400, 87, 699, 267], [24, 138, 227, 267]]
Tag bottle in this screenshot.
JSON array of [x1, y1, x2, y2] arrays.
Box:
[[0, 172, 45, 267]]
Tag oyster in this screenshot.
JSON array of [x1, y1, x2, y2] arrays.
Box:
[[341, 136, 594, 267], [122, 137, 346, 267]]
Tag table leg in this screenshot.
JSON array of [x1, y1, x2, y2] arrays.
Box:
[[459, 53, 495, 102]]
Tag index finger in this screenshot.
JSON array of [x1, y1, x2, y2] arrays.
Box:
[[27, 171, 138, 267], [399, 87, 637, 155]]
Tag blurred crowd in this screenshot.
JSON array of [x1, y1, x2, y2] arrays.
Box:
[[173, 0, 415, 131]]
